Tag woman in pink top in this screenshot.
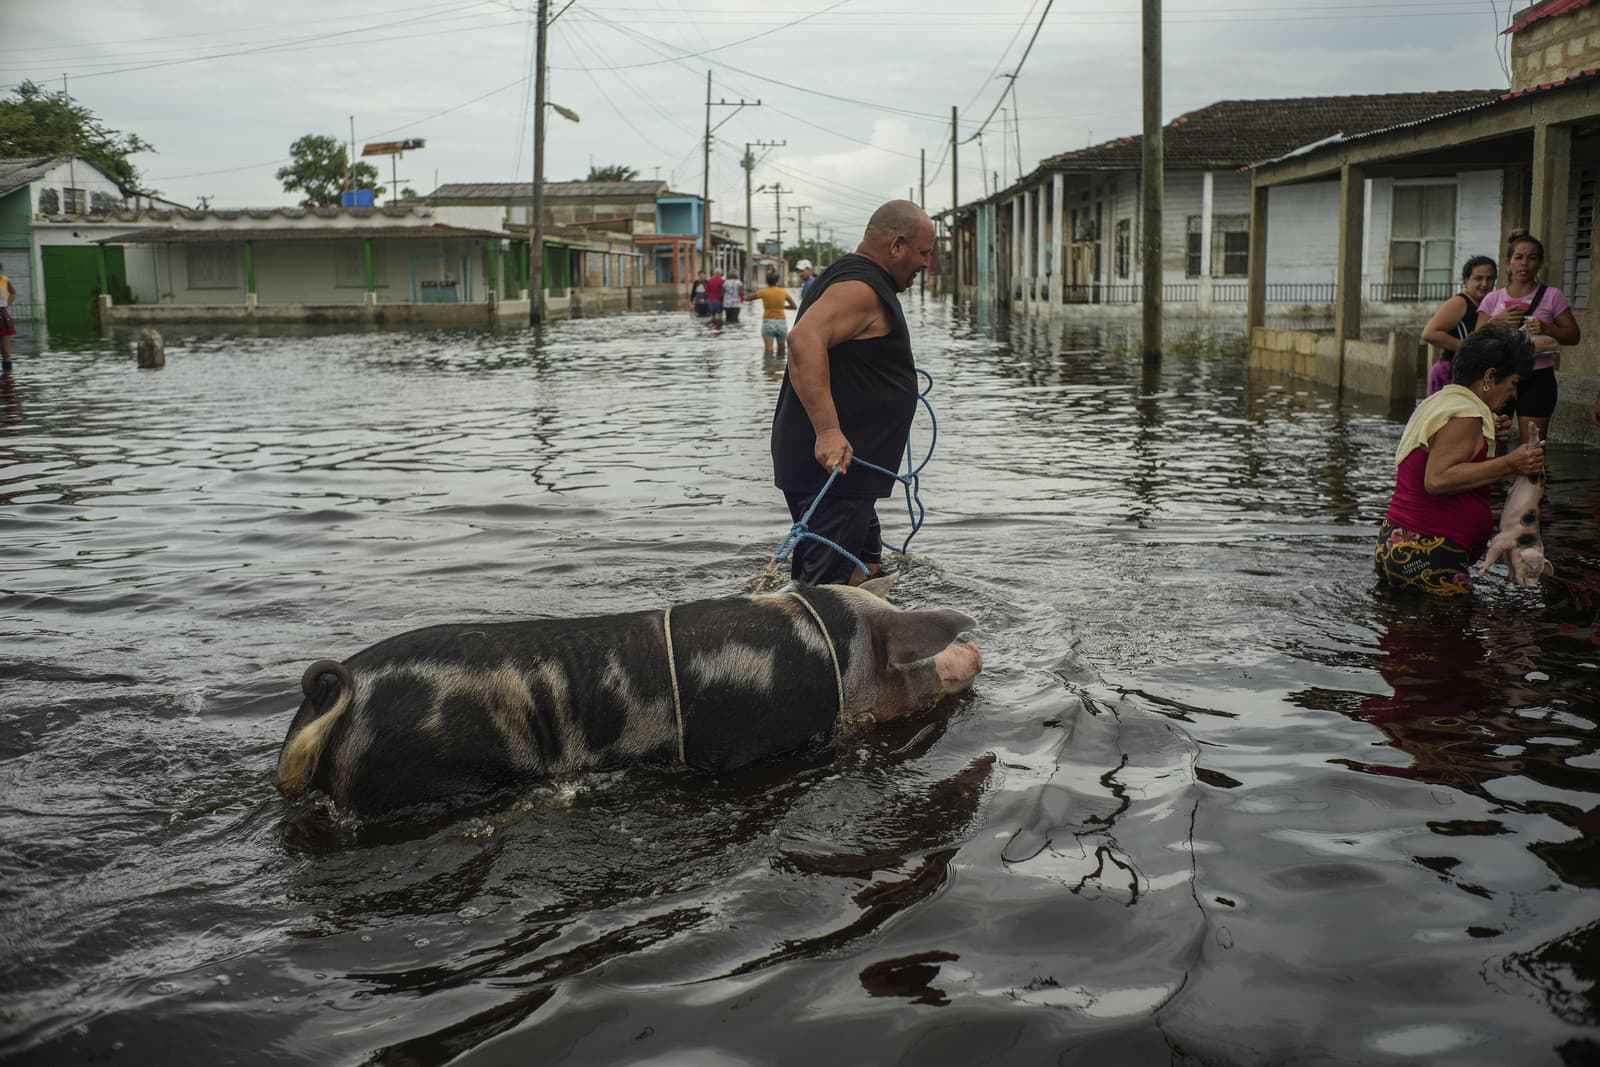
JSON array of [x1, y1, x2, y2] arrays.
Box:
[[1375, 326, 1544, 597], [1474, 231, 1581, 443]]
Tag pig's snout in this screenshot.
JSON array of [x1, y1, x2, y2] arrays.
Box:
[[936, 641, 983, 695]]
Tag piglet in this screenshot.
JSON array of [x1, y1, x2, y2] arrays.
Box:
[[1477, 427, 1553, 588], [277, 577, 982, 818]]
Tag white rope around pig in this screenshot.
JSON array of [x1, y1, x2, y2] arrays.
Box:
[[662, 594, 846, 768]]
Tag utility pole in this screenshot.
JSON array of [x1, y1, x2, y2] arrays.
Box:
[[765, 184, 792, 264], [744, 140, 784, 285], [792, 204, 812, 261], [1140, 0, 1163, 359], [920, 148, 927, 295], [529, 0, 549, 323], [951, 105, 961, 302], [703, 71, 759, 275]]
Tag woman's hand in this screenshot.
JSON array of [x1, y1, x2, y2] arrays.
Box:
[[1524, 317, 1545, 335], [1505, 439, 1545, 478], [1489, 305, 1526, 328], [1494, 413, 1512, 442]]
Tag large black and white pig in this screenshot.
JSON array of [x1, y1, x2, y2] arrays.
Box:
[[276, 578, 982, 818]]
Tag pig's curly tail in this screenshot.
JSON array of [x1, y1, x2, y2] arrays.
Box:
[[276, 660, 354, 799]]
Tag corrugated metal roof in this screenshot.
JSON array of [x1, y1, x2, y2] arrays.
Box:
[[1506, 0, 1596, 34], [1245, 67, 1600, 169], [97, 223, 507, 244]]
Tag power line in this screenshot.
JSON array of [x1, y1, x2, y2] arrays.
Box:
[[0, 0, 491, 58], [547, 0, 853, 71], [0, 3, 516, 83], [964, 0, 1054, 145]]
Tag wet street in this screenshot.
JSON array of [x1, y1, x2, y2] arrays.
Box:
[[3, 300, 1599, 1065]]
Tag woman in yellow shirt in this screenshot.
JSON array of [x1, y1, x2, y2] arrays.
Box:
[[751, 270, 797, 358], [0, 262, 17, 371]]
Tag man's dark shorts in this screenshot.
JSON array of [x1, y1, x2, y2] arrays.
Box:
[[784, 491, 881, 585], [1516, 366, 1558, 419]]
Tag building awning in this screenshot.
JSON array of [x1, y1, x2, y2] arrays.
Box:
[[96, 223, 509, 245]]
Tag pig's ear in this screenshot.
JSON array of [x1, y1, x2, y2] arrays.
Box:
[[880, 608, 976, 666], [860, 575, 896, 600]]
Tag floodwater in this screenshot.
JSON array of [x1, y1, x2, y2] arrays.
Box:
[[2, 300, 1598, 1066]]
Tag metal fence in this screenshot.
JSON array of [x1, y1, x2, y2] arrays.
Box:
[[1368, 281, 1456, 303], [1013, 279, 1476, 306], [1057, 281, 1336, 305]]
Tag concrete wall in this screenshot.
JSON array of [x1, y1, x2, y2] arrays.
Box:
[[1249, 326, 1422, 401], [1512, 3, 1600, 90], [103, 296, 530, 327]]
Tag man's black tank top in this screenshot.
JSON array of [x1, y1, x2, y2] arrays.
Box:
[[770, 254, 917, 498]]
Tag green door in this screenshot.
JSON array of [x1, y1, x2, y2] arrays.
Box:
[[42, 246, 126, 330]]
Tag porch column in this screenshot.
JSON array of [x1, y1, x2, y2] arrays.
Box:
[[1036, 184, 1048, 302], [1333, 164, 1366, 386], [1200, 171, 1215, 305], [1020, 190, 1032, 306], [1531, 123, 1573, 287], [1010, 195, 1021, 303], [485, 239, 498, 300], [243, 241, 257, 309], [1049, 173, 1064, 314], [1501, 167, 1529, 251], [1246, 178, 1269, 332], [363, 239, 376, 305], [97, 243, 110, 295]]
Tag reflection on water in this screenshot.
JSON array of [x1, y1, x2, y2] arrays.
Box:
[[1, 301, 1598, 1065]]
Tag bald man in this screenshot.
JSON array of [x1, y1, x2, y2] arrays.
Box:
[[769, 200, 935, 586]]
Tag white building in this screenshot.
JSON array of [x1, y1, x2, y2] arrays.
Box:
[[954, 91, 1506, 322]]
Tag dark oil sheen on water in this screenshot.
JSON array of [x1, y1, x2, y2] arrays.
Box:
[[1, 303, 1598, 1065]]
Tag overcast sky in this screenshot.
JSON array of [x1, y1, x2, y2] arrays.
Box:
[[9, 0, 1526, 244]]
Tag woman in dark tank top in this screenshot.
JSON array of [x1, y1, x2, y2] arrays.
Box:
[[1422, 255, 1497, 396]]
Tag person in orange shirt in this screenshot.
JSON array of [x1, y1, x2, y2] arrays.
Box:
[[751, 269, 797, 358]]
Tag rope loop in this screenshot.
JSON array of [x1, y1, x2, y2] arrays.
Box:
[[767, 367, 938, 580]]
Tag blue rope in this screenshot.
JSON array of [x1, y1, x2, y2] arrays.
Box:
[[770, 368, 938, 579]]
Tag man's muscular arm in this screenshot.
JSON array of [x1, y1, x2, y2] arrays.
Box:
[[785, 280, 890, 473]]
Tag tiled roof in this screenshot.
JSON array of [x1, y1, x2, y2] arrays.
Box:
[[1506, 0, 1596, 34], [0, 154, 92, 197], [1039, 91, 1504, 173], [427, 180, 669, 200]]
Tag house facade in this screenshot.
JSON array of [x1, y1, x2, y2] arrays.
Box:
[[951, 91, 1505, 323], [96, 204, 526, 326], [421, 180, 705, 305], [1246, 72, 1600, 437], [0, 155, 180, 337]]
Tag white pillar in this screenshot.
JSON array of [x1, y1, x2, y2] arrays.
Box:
[[1200, 171, 1215, 306], [1011, 195, 1022, 304], [1049, 172, 1065, 314], [1036, 186, 1048, 298], [1021, 188, 1033, 306]]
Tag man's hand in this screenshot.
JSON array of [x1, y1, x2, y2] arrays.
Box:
[[814, 427, 852, 473]]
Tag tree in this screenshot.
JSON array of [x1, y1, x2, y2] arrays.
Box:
[[586, 164, 639, 182], [276, 134, 381, 207], [785, 238, 846, 267], [0, 80, 155, 191]]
